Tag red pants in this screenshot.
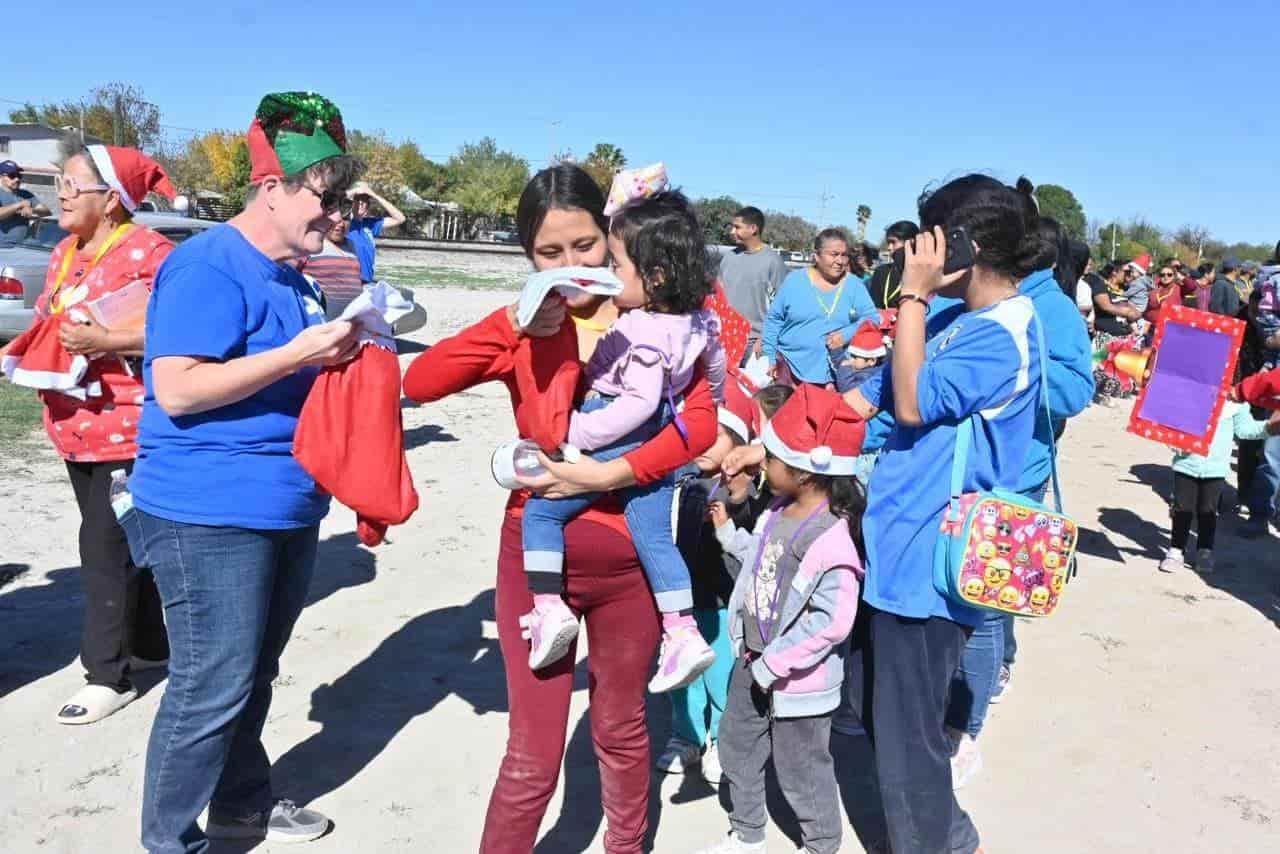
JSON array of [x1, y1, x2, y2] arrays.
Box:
[[480, 511, 660, 854]]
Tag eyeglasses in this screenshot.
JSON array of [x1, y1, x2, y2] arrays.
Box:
[[55, 174, 111, 198], [300, 183, 352, 216], [1159, 271, 1176, 279]]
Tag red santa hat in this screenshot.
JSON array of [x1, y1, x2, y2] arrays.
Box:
[[85, 145, 176, 213], [847, 319, 887, 359], [0, 314, 101, 400], [1127, 254, 1151, 275], [761, 384, 865, 475], [718, 369, 758, 444]]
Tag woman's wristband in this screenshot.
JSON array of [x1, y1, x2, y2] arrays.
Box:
[[899, 293, 929, 309]]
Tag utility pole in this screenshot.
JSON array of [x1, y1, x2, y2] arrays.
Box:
[[1111, 223, 1118, 261], [112, 93, 123, 146], [548, 119, 561, 164], [817, 185, 833, 226], [79, 102, 86, 143]]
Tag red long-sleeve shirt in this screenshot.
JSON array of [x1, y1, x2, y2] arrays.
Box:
[[1237, 368, 1280, 411], [402, 306, 717, 523]]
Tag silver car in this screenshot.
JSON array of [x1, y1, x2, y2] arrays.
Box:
[[0, 213, 216, 340], [0, 215, 426, 340]]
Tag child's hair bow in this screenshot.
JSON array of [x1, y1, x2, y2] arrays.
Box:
[[603, 162, 668, 216]]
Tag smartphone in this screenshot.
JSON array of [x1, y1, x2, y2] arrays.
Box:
[[891, 226, 976, 277]]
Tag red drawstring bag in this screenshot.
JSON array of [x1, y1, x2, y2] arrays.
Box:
[[294, 342, 420, 546], [706, 281, 750, 369], [0, 313, 100, 398]]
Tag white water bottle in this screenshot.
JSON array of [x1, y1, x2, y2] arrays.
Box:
[[109, 469, 133, 520], [490, 439, 548, 490]]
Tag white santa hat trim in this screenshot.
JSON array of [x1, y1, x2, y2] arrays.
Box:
[[761, 419, 857, 476], [1, 352, 98, 399], [717, 406, 749, 444], [847, 340, 887, 359], [86, 145, 138, 212]]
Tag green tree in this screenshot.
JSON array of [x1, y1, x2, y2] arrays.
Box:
[[397, 141, 453, 200], [12, 83, 161, 149], [223, 140, 253, 212], [693, 195, 742, 246], [581, 143, 627, 193], [764, 211, 819, 251], [1035, 184, 1087, 240], [445, 137, 530, 218]]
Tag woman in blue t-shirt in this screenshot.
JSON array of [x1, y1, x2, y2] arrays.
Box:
[[762, 228, 878, 386], [842, 175, 1053, 854]]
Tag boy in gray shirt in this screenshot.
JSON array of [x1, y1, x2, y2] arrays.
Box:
[[721, 206, 789, 360]]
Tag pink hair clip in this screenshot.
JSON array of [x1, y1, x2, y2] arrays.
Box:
[[603, 162, 668, 216]]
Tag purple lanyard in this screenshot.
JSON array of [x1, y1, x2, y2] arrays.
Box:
[[750, 499, 830, 644]]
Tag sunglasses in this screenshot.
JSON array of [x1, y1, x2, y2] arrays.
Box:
[[1159, 271, 1176, 279], [300, 183, 352, 216]]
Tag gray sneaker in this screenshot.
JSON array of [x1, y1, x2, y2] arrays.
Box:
[[206, 799, 330, 844], [1195, 549, 1215, 573]]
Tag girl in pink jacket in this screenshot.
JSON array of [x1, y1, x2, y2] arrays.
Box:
[[699, 385, 865, 854]]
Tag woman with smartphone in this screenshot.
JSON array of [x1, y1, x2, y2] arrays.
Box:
[[842, 175, 1053, 854]]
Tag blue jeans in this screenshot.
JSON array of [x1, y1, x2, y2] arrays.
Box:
[[669, 607, 734, 746], [945, 612, 1003, 737], [132, 510, 319, 854], [1247, 433, 1280, 519], [522, 395, 693, 612]]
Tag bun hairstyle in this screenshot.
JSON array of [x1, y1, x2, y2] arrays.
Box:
[[917, 174, 1056, 281], [516, 163, 609, 259], [608, 189, 714, 315]]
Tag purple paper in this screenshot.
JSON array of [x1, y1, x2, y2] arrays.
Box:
[[1137, 323, 1232, 435]]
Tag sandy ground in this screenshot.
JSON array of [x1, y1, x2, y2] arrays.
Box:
[[1, 285, 1278, 854]]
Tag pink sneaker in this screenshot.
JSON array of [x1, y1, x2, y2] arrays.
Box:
[[648, 625, 716, 693], [519, 598, 579, 670]]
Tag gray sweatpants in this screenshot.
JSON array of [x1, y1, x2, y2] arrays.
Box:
[[717, 656, 841, 854]]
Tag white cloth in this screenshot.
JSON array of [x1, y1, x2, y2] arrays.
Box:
[[338, 281, 414, 348], [514, 266, 622, 328]]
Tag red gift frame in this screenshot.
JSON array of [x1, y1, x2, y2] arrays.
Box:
[[1127, 305, 1245, 454]]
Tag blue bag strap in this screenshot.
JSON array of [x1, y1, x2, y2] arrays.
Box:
[[946, 305, 1065, 518], [1029, 310, 1065, 514]]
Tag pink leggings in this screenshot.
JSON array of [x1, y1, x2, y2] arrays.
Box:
[[480, 511, 660, 854]]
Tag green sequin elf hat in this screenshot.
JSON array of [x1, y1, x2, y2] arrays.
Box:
[[246, 91, 349, 183]]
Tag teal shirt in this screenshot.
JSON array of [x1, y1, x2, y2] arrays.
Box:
[[1171, 401, 1269, 479]]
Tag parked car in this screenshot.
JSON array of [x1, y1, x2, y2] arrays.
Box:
[[0, 213, 215, 341], [1, 215, 426, 339]]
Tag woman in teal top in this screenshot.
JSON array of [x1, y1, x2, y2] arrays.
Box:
[[762, 228, 877, 385]]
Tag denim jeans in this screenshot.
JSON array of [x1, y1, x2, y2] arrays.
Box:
[[523, 396, 693, 611], [945, 613, 1003, 738], [1247, 433, 1280, 519], [132, 510, 319, 854]]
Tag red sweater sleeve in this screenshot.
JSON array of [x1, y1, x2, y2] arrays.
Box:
[[1237, 368, 1280, 410], [624, 365, 717, 486], [403, 307, 519, 402]]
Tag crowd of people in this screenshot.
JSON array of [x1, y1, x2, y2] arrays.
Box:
[[1, 88, 1278, 854]]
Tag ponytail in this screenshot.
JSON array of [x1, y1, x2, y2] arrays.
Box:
[[810, 472, 867, 562]]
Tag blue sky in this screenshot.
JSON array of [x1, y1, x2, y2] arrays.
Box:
[[6, 0, 1276, 244]]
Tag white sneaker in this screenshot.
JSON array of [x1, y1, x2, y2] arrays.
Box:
[[519, 598, 579, 670], [692, 831, 767, 854], [1158, 548, 1184, 573], [989, 663, 1012, 704], [55, 684, 138, 725], [949, 730, 984, 790], [1195, 549, 1215, 574], [701, 741, 723, 784], [655, 737, 702, 774]]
